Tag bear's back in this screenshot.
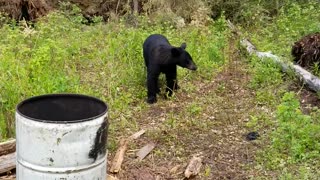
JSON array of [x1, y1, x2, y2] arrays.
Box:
[[143, 34, 172, 66], [143, 34, 170, 50]]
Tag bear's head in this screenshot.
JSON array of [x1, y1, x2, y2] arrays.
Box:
[[171, 43, 197, 71]]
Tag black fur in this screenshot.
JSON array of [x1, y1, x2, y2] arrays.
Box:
[[143, 34, 197, 104]]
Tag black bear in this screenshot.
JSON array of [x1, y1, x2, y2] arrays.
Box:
[[143, 34, 197, 104]]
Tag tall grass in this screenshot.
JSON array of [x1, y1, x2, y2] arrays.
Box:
[[0, 10, 229, 140]]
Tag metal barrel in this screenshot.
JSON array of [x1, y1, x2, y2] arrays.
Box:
[[15, 94, 108, 180]]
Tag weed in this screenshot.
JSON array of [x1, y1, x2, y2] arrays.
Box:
[[248, 56, 283, 90], [257, 92, 320, 177]]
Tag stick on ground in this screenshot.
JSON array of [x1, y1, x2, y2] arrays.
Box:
[[136, 142, 156, 161], [109, 129, 147, 173], [129, 129, 146, 140], [109, 139, 129, 173]]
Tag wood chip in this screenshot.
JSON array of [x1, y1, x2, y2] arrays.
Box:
[[128, 129, 146, 140], [136, 142, 156, 161], [109, 139, 129, 173], [0, 139, 16, 156], [184, 156, 202, 178], [0, 153, 16, 175], [169, 165, 181, 174], [106, 174, 118, 180]]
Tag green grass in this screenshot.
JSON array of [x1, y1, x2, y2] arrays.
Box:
[[249, 1, 320, 63], [244, 2, 320, 178], [0, 11, 229, 140], [1, 2, 320, 178]]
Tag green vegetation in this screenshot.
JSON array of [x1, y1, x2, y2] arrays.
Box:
[[0, 7, 229, 140], [245, 1, 320, 178], [250, 1, 320, 61], [0, 0, 320, 178]]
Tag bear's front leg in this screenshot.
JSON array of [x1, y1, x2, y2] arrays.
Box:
[[147, 72, 159, 104], [165, 66, 178, 97]]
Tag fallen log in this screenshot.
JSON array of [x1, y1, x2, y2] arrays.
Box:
[[0, 139, 16, 156], [0, 153, 15, 175], [227, 20, 320, 92]]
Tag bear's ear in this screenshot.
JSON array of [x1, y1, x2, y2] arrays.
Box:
[[171, 48, 181, 57], [181, 43, 187, 49]]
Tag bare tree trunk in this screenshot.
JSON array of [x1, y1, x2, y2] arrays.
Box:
[[133, 0, 138, 14], [115, 0, 121, 14]]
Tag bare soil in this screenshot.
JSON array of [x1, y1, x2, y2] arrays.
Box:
[[289, 81, 320, 114]]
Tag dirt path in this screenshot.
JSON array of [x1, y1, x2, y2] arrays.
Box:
[[111, 41, 265, 180]]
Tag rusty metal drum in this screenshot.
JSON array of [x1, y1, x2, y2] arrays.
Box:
[[15, 94, 108, 180]]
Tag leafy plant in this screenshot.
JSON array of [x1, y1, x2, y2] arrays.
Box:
[[274, 92, 320, 160], [260, 92, 320, 176], [248, 56, 283, 89]]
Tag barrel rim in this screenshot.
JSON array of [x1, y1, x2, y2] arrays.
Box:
[[16, 93, 108, 124]]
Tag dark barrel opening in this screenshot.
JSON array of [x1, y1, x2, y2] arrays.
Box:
[[17, 94, 108, 123]]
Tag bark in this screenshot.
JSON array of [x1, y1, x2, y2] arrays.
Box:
[[0, 153, 15, 175], [0, 139, 15, 156]]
